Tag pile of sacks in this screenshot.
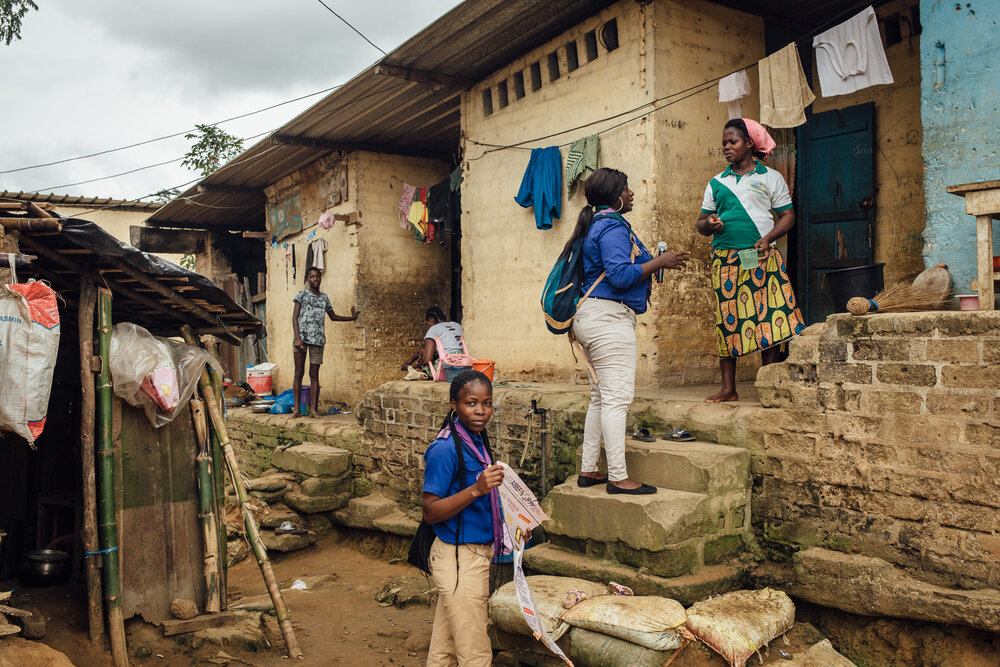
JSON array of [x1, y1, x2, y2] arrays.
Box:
[[489, 576, 801, 667]]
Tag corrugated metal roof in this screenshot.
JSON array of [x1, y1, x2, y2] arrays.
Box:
[[146, 0, 617, 230], [1, 190, 162, 212]]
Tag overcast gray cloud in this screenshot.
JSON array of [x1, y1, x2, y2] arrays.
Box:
[[0, 0, 461, 199]]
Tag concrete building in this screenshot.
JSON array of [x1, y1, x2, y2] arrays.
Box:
[[144, 0, 937, 407]]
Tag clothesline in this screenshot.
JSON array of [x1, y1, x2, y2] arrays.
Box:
[[465, 0, 882, 161]]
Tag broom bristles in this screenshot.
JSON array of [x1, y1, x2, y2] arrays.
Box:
[[847, 282, 950, 316]]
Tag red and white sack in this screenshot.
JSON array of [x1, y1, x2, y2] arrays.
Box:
[[0, 275, 61, 446]]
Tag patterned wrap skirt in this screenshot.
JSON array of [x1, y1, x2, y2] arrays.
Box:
[[711, 247, 805, 359]]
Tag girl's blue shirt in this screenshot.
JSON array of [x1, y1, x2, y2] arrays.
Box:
[[422, 430, 495, 545]]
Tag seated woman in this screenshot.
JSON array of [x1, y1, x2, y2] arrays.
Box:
[[400, 306, 467, 381]]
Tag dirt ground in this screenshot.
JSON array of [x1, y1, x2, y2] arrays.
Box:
[[28, 533, 436, 666]]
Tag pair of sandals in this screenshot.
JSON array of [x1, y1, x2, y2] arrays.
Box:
[[633, 427, 695, 443]]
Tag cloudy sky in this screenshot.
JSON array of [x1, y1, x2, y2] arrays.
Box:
[[0, 0, 461, 200]]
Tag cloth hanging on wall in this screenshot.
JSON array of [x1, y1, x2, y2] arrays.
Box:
[[813, 6, 893, 97], [718, 70, 751, 120], [305, 238, 328, 272], [398, 183, 417, 229], [758, 43, 815, 128], [514, 146, 562, 230], [449, 166, 463, 192], [564, 134, 600, 196]]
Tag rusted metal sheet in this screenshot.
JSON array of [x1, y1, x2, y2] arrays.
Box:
[[115, 399, 206, 624]]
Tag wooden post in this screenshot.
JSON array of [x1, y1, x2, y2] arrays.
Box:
[[96, 288, 129, 667], [190, 399, 221, 613], [976, 214, 995, 310], [78, 277, 105, 647], [180, 326, 303, 659]]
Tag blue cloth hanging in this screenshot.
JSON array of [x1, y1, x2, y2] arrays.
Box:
[[514, 146, 562, 230]]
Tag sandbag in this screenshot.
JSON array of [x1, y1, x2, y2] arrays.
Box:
[[559, 595, 686, 651], [0, 280, 60, 446], [685, 588, 795, 667], [489, 575, 608, 640], [568, 627, 673, 667], [108, 322, 219, 427]]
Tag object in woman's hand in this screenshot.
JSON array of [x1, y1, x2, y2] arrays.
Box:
[[737, 248, 759, 270], [655, 241, 667, 283]]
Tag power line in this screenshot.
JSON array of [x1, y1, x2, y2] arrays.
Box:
[[0, 84, 342, 175], [313, 0, 387, 56]]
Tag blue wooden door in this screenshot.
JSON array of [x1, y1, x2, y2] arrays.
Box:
[[796, 103, 875, 323]]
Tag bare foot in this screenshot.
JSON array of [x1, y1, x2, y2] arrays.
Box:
[[309, 411, 321, 419], [704, 389, 739, 403], [608, 478, 643, 490]]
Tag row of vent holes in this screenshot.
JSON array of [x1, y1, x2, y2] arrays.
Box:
[[483, 18, 618, 116]]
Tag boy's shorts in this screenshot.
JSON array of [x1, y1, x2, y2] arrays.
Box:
[[306, 344, 324, 364]]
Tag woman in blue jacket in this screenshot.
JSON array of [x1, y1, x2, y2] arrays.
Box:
[[568, 168, 689, 494]]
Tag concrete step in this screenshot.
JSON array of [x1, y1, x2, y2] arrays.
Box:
[[541, 478, 748, 578], [271, 442, 351, 477], [577, 439, 750, 496], [522, 543, 743, 605]]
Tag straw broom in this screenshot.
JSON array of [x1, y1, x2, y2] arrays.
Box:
[[847, 282, 950, 316]]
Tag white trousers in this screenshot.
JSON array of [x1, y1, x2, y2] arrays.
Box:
[[571, 298, 637, 482], [426, 538, 493, 667]]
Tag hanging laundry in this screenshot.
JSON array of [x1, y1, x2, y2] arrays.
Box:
[[564, 134, 599, 196], [813, 6, 893, 97], [291, 244, 297, 281], [408, 188, 430, 242], [514, 146, 562, 230], [427, 179, 450, 224], [305, 238, 328, 272], [398, 183, 417, 229], [758, 43, 815, 128], [718, 70, 751, 120], [449, 165, 463, 192]]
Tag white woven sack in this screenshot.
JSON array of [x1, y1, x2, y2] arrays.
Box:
[[560, 595, 686, 651]]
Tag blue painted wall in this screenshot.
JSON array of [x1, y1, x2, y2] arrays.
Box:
[[921, 0, 1000, 293]]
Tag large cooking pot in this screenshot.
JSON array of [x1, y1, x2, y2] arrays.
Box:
[[21, 549, 71, 587]]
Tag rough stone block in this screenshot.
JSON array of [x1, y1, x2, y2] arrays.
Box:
[[875, 363, 937, 387], [259, 504, 304, 529], [541, 481, 715, 552], [331, 494, 396, 530], [924, 339, 979, 363], [271, 443, 351, 476], [851, 338, 912, 362], [703, 533, 744, 565], [283, 487, 350, 513], [864, 390, 924, 415], [614, 541, 700, 578], [940, 365, 1000, 389], [924, 389, 994, 418], [300, 475, 352, 497], [260, 529, 316, 552], [791, 547, 1000, 633], [818, 340, 848, 362], [818, 362, 872, 385]]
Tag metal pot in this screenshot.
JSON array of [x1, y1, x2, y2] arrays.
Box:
[[21, 549, 71, 587]]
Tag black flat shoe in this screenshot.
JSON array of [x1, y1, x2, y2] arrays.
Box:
[[577, 475, 609, 487], [606, 482, 657, 495]]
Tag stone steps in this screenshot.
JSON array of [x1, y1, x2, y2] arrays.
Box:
[[578, 438, 750, 496], [531, 423, 753, 591]]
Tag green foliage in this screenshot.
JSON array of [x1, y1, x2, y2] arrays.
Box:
[[181, 124, 244, 177], [179, 253, 196, 270], [0, 0, 37, 45], [151, 188, 181, 203]]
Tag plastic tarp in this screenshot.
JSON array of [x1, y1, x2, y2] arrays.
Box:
[[109, 323, 220, 428]]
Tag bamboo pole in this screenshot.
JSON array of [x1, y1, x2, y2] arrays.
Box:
[[190, 399, 221, 613], [201, 337, 229, 605], [0, 217, 62, 232], [180, 326, 302, 659], [96, 288, 129, 667], [78, 277, 105, 646]]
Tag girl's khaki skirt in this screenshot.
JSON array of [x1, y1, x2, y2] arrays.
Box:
[[711, 247, 805, 359]]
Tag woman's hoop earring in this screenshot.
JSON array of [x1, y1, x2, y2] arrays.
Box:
[[614, 196, 624, 212], [448, 410, 457, 422]]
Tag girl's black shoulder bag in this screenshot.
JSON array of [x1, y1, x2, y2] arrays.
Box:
[[407, 434, 464, 574]]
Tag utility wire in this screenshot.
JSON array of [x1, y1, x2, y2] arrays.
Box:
[[313, 0, 387, 55], [0, 84, 342, 175]]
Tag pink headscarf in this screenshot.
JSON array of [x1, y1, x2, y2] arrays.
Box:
[[742, 118, 776, 159]]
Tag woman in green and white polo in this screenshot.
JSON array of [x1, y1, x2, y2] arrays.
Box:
[[695, 118, 805, 403]]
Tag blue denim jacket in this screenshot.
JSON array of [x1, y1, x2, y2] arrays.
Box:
[[580, 209, 653, 314]]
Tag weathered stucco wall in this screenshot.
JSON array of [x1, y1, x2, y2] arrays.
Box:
[[753, 312, 1000, 594], [652, 0, 764, 383], [264, 152, 450, 408], [460, 0, 762, 386], [920, 0, 1000, 293], [812, 0, 924, 285]]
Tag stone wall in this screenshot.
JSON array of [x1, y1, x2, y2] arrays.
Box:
[[753, 311, 1000, 591]]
